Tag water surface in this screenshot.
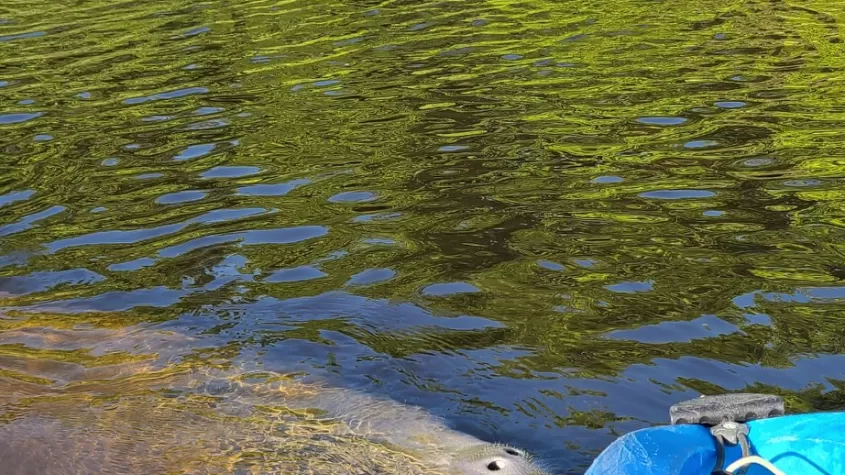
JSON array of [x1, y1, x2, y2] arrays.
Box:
[[1, 0, 845, 472]]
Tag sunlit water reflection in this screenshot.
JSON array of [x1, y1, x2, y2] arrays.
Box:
[[1, 0, 845, 472]]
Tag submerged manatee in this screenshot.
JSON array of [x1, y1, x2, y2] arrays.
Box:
[[194, 369, 550, 475], [0, 326, 550, 475]]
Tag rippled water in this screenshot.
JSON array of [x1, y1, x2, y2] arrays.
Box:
[[2, 0, 845, 472]]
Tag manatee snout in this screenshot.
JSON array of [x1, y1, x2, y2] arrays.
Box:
[[452, 444, 549, 475]]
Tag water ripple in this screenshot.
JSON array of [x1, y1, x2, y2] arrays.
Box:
[[1, 0, 844, 472], [0, 112, 43, 124], [123, 87, 209, 105]]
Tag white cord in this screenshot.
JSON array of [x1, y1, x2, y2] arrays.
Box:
[[725, 455, 787, 475]]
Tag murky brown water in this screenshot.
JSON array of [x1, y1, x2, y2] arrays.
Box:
[[1, 0, 845, 472]]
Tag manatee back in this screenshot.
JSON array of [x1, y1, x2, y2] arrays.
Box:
[[0, 389, 450, 475]]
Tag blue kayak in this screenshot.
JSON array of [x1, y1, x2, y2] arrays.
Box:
[[585, 393, 845, 475]]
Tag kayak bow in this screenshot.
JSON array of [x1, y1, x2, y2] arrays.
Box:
[[585, 393, 845, 475]]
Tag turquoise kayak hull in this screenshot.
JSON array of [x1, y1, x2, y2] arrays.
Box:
[[585, 411, 845, 475]]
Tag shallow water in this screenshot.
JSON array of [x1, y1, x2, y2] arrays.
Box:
[[1, 0, 845, 472]]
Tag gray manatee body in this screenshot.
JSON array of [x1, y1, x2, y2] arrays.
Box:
[[190, 369, 550, 475], [0, 326, 550, 475]]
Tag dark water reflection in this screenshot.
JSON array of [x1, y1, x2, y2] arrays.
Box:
[[1, 0, 845, 472]]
